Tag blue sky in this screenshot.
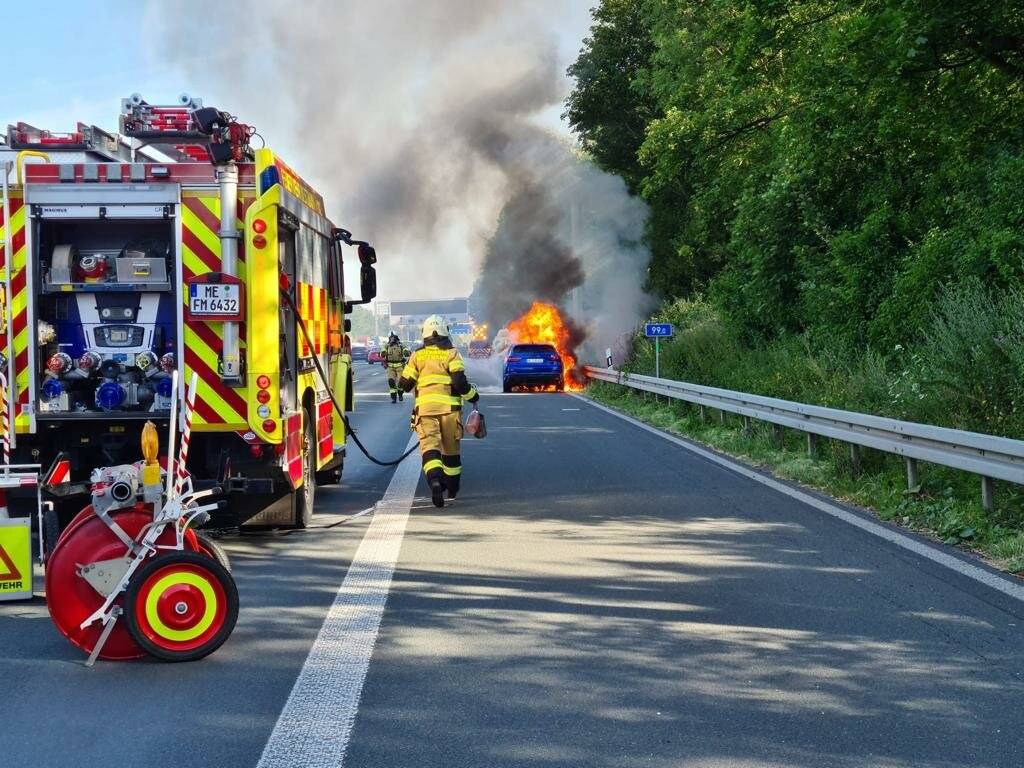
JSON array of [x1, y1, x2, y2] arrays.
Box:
[[2, 4, 176, 131]]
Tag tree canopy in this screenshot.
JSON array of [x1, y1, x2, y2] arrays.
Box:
[[567, 0, 1024, 349]]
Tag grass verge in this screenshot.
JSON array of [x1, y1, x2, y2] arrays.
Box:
[[587, 381, 1024, 575]]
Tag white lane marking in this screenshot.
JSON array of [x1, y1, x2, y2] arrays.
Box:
[[561, 408, 581, 411], [575, 394, 1024, 603], [256, 434, 420, 768]]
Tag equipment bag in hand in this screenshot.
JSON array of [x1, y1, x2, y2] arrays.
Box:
[[464, 408, 487, 439]]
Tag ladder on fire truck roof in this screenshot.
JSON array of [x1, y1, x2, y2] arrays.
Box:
[[1, 93, 238, 167]]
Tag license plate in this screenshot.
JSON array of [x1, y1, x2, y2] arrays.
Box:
[[527, 358, 544, 363], [189, 283, 240, 316]]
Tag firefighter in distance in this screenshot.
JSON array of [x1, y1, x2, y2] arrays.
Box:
[[399, 315, 479, 508], [383, 333, 409, 403]]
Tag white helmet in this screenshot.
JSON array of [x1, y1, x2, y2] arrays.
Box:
[[422, 314, 449, 339]]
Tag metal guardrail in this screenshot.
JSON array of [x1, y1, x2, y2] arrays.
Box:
[[585, 367, 1024, 510]]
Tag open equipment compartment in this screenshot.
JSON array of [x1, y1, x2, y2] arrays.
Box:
[[32, 203, 178, 419]]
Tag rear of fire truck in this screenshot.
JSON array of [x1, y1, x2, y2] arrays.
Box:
[[0, 95, 377, 532]]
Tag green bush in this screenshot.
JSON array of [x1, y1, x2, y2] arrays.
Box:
[[625, 288, 1024, 439]]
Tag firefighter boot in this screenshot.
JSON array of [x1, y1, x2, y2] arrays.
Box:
[[391, 394, 397, 403], [430, 479, 445, 508], [398, 391, 404, 402]]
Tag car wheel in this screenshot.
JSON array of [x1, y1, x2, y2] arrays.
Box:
[[502, 380, 512, 393], [555, 378, 564, 392]]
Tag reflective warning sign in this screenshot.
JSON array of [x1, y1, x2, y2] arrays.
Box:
[[0, 520, 32, 601]]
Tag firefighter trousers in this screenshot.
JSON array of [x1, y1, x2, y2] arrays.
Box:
[[415, 412, 463, 496], [387, 364, 404, 397]]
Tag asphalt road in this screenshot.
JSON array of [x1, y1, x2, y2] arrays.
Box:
[[4, 358, 1024, 768]]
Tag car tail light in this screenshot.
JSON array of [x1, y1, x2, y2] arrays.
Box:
[[506, 356, 521, 363], [253, 235, 267, 249], [252, 218, 267, 234], [256, 389, 271, 404], [262, 418, 277, 433], [256, 374, 271, 389]]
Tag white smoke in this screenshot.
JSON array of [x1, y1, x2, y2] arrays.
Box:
[[148, 0, 651, 362]]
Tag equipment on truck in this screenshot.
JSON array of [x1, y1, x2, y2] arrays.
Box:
[[45, 374, 238, 664], [0, 95, 380, 536]]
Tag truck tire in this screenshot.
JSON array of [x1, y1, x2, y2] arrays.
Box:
[[294, 410, 316, 528]]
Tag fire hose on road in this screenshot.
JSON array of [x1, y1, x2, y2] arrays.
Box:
[[280, 286, 417, 468]]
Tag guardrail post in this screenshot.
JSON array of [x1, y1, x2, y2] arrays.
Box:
[[905, 458, 919, 490], [772, 424, 784, 447], [699, 406, 707, 423], [807, 433, 818, 458], [849, 444, 862, 476], [982, 477, 995, 511], [742, 416, 752, 435], [719, 409, 727, 425]]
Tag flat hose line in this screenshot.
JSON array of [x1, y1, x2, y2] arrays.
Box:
[[280, 288, 417, 468]]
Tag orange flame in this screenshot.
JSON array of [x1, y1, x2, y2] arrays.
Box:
[[506, 301, 586, 391]]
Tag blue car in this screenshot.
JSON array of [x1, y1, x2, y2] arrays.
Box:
[[503, 343, 564, 392]]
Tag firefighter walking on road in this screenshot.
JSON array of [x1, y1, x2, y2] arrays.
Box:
[[399, 315, 479, 507], [383, 333, 409, 403]]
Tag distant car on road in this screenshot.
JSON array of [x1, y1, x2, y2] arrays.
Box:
[[351, 343, 368, 362], [367, 347, 384, 364], [503, 343, 563, 393], [468, 339, 492, 359]]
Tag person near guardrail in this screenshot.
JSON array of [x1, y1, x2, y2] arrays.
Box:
[[399, 315, 479, 508]]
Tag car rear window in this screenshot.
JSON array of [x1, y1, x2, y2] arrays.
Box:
[[512, 344, 557, 354]]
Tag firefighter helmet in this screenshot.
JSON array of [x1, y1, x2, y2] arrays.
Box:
[[421, 315, 449, 339]]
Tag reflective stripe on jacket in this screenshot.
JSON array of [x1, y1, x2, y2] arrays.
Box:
[[400, 343, 478, 416]]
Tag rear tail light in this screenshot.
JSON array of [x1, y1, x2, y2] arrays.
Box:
[[256, 374, 271, 389], [252, 235, 267, 249], [249, 444, 264, 458], [252, 218, 267, 234], [262, 418, 277, 433], [507, 356, 521, 363], [256, 389, 271, 404]]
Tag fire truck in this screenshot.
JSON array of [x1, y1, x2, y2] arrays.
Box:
[[0, 95, 378, 531]]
